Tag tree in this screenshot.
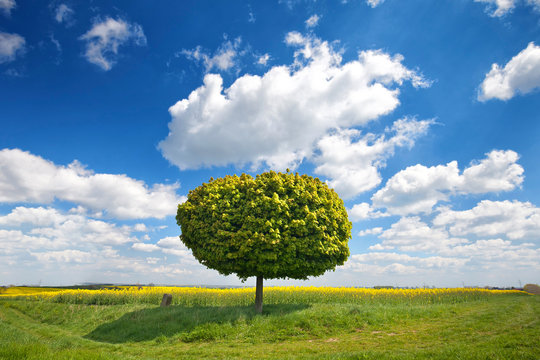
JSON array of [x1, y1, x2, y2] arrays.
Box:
[[176, 171, 351, 313]]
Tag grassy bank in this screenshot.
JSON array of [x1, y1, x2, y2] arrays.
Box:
[[0, 288, 538, 359]]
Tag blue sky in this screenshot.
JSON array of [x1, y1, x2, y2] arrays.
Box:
[[1, 0, 539, 287]]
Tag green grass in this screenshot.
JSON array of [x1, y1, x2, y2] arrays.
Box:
[[0, 294, 538, 359]]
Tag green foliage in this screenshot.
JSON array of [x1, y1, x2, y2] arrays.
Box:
[[176, 171, 352, 280]]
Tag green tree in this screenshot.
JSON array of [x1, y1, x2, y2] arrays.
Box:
[[176, 171, 351, 313]]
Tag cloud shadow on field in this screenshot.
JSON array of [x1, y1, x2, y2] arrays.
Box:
[[84, 303, 309, 343]]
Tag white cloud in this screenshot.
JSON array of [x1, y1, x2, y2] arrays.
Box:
[[372, 150, 523, 215], [460, 150, 524, 192], [433, 200, 540, 240], [150, 265, 192, 276], [157, 236, 191, 257], [479, 42, 540, 101], [79, 17, 146, 71], [0, 229, 56, 255], [366, 0, 385, 8], [181, 37, 243, 73], [0, 149, 185, 219], [54, 4, 74, 24], [475, 0, 540, 15], [133, 223, 148, 232], [0, 207, 138, 258], [0, 0, 15, 16], [0, 32, 25, 64], [0, 206, 67, 227], [475, 0, 540, 16], [31, 249, 94, 264], [348, 202, 389, 221], [368, 243, 394, 250], [358, 227, 383, 236], [156, 236, 181, 248], [348, 236, 538, 279], [160, 32, 428, 171], [373, 162, 461, 215], [132, 243, 160, 252], [0, 207, 208, 285], [475, 0, 517, 16], [146, 257, 160, 264], [305, 14, 320, 28], [257, 53, 270, 66], [440, 238, 538, 263], [346, 252, 467, 275], [352, 197, 540, 282], [132, 236, 193, 259], [161, 247, 191, 257], [314, 118, 433, 199], [378, 216, 468, 252], [351, 252, 467, 269]]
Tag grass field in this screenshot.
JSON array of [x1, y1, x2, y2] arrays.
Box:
[[0, 286, 538, 359]]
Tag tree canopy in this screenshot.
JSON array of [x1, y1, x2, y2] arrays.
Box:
[[176, 171, 351, 281]]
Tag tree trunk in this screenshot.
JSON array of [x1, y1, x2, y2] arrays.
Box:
[[255, 275, 263, 314]]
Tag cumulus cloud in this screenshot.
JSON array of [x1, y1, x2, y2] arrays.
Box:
[[0, 207, 204, 284], [0, 206, 70, 227], [314, 118, 433, 199], [305, 14, 320, 28], [352, 196, 540, 282], [0, 32, 25, 64], [133, 223, 148, 232], [348, 202, 389, 222], [0, 206, 138, 257], [160, 32, 429, 171], [132, 236, 193, 258], [0, 149, 185, 219], [346, 252, 467, 275], [0, 229, 54, 255], [478, 42, 540, 101], [132, 243, 160, 252], [373, 162, 459, 215], [358, 227, 383, 236], [346, 242, 539, 280], [79, 17, 146, 71], [0, 0, 15, 16], [434, 200, 540, 240], [54, 3, 74, 24], [439, 239, 540, 271], [156, 236, 181, 248], [0, 207, 203, 283], [372, 150, 523, 215], [378, 216, 469, 252], [460, 150, 524, 192], [181, 37, 243, 73], [31, 249, 94, 264]]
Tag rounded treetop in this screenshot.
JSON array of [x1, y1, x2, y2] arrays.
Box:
[[176, 171, 351, 280]]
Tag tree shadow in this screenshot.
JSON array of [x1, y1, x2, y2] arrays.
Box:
[[84, 303, 309, 343]]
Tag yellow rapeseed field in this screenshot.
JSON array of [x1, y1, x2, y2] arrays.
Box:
[[0, 286, 64, 297], [0, 286, 527, 306]]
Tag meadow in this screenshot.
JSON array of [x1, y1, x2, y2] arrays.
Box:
[[0, 286, 538, 359]]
